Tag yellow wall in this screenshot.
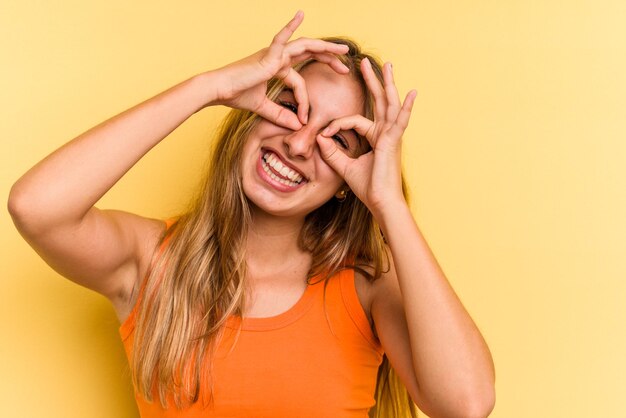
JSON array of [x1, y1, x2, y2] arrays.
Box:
[[2, 1, 625, 417]]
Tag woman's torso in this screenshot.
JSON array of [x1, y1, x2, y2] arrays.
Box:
[[118, 218, 384, 417]]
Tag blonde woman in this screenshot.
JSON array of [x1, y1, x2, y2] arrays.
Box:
[[9, 11, 495, 418]]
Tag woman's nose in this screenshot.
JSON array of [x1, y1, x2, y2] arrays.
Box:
[[283, 126, 318, 159]]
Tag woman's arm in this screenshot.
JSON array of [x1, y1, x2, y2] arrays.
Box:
[[9, 73, 217, 232], [317, 59, 495, 417], [373, 207, 495, 418], [8, 73, 221, 306], [8, 11, 347, 306]]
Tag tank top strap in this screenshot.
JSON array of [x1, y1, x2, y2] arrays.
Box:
[[119, 217, 178, 340], [338, 268, 383, 353]]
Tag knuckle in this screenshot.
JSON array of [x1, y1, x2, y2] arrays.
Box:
[[324, 145, 339, 161]]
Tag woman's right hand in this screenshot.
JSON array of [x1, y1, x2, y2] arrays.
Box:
[[208, 11, 350, 130]]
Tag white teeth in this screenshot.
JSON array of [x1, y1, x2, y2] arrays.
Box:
[[262, 152, 304, 187]]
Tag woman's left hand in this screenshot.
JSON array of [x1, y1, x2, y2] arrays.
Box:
[[316, 58, 417, 219]]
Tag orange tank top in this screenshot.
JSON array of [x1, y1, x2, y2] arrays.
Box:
[[119, 219, 384, 418]]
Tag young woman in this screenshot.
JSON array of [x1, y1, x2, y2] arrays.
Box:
[[9, 11, 495, 418]]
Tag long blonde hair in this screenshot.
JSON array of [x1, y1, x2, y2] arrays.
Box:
[[131, 37, 417, 417]]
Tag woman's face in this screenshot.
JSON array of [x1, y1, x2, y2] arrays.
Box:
[[241, 62, 365, 220]]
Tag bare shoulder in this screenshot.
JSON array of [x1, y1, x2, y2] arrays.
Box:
[[368, 252, 403, 315], [352, 266, 377, 333], [113, 213, 169, 321], [128, 214, 170, 279], [10, 204, 171, 322], [356, 253, 404, 339], [344, 253, 402, 337]]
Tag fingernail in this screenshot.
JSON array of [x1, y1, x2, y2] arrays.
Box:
[[322, 127, 329, 136]]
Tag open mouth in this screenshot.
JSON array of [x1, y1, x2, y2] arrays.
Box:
[[260, 150, 306, 188]]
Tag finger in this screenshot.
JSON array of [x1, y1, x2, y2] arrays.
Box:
[[387, 89, 418, 138], [322, 114, 377, 147], [290, 52, 350, 74], [316, 134, 353, 178], [361, 58, 387, 122], [265, 11, 305, 62], [274, 11, 304, 45], [285, 38, 350, 58], [281, 68, 309, 124], [383, 62, 401, 121], [255, 98, 302, 130], [322, 114, 373, 139]]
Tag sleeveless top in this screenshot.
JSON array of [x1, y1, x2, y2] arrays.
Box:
[[119, 219, 384, 418]]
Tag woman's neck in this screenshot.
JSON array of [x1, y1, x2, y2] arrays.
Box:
[[245, 209, 310, 275]]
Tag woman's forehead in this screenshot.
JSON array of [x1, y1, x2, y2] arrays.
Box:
[[296, 63, 365, 117]]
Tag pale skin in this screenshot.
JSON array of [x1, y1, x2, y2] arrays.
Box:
[[8, 11, 495, 418]]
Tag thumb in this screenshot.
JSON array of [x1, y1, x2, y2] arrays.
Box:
[[316, 134, 350, 178]]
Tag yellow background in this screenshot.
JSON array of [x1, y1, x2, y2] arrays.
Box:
[[2, 1, 625, 417]]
